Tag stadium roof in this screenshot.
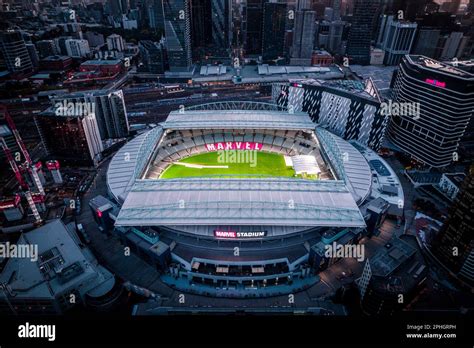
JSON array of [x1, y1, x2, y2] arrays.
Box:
[[115, 178, 366, 230], [316, 128, 372, 204], [107, 127, 163, 203], [162, 109, 315, 130]]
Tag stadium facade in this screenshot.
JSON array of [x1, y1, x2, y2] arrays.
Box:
[[105, 102, 402, 297], [272, 79, 387, 150]]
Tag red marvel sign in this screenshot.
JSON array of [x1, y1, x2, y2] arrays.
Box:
[[205, 142, 262, 151]]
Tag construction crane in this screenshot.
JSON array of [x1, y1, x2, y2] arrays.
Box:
[[0, 138, 42, 224], [0, 104, 45, 196]]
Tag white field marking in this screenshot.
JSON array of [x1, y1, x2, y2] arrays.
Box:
[[173, 162, 229, 169]]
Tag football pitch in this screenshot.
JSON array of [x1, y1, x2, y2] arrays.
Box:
[[159, 151, 296, 179]]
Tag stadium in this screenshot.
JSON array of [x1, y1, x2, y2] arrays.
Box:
[[106, 101, 388, 298]]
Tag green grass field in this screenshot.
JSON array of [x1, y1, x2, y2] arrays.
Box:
[[159, 151, 296, 179]]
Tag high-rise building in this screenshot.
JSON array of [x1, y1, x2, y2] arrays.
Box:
[[190, 0, 212, 59], [65, 39, 91, 58], [0, 31, 34, 76], [36, 40, 59, 59], [328, 20, 344, 54], [411, 29, 440, 58], [262, 2, 287, 61], [440, 32, 468, 60], [244, 0, 266, 56], [332, 0, 341, 20], [432, 167, 474, 286], [290, 9, 316, 65], [139, 40, 167, 73], [346, 0, 381, 65], [378, 16, 417, 66], [85, 32, 105, 48], [106, 34, 125, 52], [148, 0, 165, 33], [26, 43, 39, 68], [387, 55, 474, 167], [51, 90, 130, 140], [272, 78, 387, 150], [211, 0, 232, 55], [163, 0, 192, 71], [92, 90, 130, 139], [324, 7, 334, 21], [35, 105, 104, 166]]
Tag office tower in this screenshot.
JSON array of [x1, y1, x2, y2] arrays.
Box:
[[387, 55, 474, 167], [328, 21, 344, 53], [290, 9, 316, 65], [324, 7, 334, 21], [0, 31, 34, 76], [36, 40, 59, 59], [108, 0, 129, 17], [106, 34, 125, 51], [332, 0, 341, 20], [272, 79, 387, 150], [432, 168, 474, 285], [26, 44, 39, 68], [297, 0, 311, 10], [360, 236, 427, 315], [378, 16, 417, 66], [149, 0, 165, 33], [51, 90, 129, 140], [211, 0, 232, 55], [65, 39, 91, 58], [346, 0, 381, 65], [411, 29, 440, 58], [93, 90, 130, 139], [35, 105, 104, 166], [262, 2, 287, 61], [85, 32, 105, 48], [245, 0, 266, 56], [191, 0, 212, 57], [55, 37, 72, 56], [440, 32, 467, 60], [139, 40, 167, 73], [163, 0, 192, 71]]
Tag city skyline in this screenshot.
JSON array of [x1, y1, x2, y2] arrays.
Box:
[[0, 0, 472, 346]]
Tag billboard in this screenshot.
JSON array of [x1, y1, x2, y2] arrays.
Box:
[[214, 230, 267, 239]]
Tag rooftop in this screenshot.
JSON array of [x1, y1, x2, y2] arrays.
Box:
[[0, 220, 114, 300], [42, 55, 72, 62], [81, 59, 122, 66], [163, 109, 315, 130], [370, 236, 417, 277], [115, 178, 366, 231], [407, 55, 474, 79]]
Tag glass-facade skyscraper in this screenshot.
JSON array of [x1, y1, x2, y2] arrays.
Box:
[[346, 0, 381, 65]]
